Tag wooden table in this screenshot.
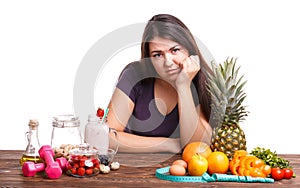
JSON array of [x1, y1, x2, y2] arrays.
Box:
[[0, 150, 299, 188]]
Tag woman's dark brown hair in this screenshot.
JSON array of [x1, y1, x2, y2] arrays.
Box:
[[140, 14, 212, 123]]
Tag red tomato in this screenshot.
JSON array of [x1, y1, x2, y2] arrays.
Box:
[[79, 159, 86, 167], [77, 167, 85, 176], [73, 163, 79, 169], [92, 158, 100, 168], [92, 158, 99, 165], [85, 168, 93, 175], [72, 155, 81, 161], [283, 168, 293, 179], [66, 164, 72, 170], [94, 163, 100, 168], [271, 168, 284, 180], [70, 168, 77, 175]]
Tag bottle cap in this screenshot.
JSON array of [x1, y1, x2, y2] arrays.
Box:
[[29, 119, 39, 129]]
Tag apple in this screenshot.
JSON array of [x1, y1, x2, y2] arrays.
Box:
[[188, 153, 208, 176]]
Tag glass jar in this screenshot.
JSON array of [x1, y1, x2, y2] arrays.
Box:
[[84, 114, 109, 154], [85, 114, 119, 157], [51, 115, 82, 158], [66, 143, 100, 177]]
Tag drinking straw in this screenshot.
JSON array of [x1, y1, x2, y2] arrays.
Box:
[[101, 108, 109, 125]]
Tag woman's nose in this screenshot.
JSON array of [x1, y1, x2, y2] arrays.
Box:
[[164, 53, 174, 66]]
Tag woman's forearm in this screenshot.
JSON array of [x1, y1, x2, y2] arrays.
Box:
[[109, 131, 181, 153], [177, 85, 212, 146]]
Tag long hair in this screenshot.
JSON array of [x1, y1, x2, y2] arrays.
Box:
[[140, 14, 212, 122]]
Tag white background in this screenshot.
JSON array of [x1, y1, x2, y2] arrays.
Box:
[[1, 0, 299, 154]]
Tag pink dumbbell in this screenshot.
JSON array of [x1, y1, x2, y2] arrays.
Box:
[[22, 162, 45, 177], [38, 145, 62, 179], [22, 157, 67, 177], [56, 157, 67, 172]]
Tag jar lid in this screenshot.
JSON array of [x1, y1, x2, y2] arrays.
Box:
[[69, 143, 98, 156], [52, 115, 80, 128]]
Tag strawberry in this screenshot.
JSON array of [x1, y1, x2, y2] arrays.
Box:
[[96, 107, 104, 118]]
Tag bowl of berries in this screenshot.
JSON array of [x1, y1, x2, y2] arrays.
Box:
[[97, 149, 120, 174], [98, 149, 117, 166]]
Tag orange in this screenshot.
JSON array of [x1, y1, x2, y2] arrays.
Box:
[[182, 142, 212, 163], [207, 151, 229, 174], [187, 153, 208, 176]]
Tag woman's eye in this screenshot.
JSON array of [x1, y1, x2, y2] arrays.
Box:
[[153, 53, 162, 58], [172, 48, 180, 54]]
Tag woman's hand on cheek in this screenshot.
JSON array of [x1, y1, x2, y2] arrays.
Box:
[[175, 55, 200, 88]]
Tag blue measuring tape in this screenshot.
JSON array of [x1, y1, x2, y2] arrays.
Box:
[[155, 166, 274, 183]]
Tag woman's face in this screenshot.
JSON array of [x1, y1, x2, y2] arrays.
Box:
[[149, 37, 189, 83]]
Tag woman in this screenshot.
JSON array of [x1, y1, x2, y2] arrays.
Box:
[[107, 14, 213, 153]]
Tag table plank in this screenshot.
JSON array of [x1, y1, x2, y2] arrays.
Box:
[[0, 150, 299, 188]]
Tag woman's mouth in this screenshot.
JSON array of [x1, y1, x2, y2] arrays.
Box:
[[166, 67, 181, 74]]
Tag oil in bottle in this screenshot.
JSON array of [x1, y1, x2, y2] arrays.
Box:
[[20, 119, 43, 166]]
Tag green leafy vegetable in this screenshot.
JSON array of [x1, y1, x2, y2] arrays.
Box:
[[250, 147, 290, 169]]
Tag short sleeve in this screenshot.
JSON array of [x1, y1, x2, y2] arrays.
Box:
[[116, 61, 148, 103]]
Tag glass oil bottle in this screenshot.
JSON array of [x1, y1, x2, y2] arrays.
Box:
[[20, 119, 43, 166]]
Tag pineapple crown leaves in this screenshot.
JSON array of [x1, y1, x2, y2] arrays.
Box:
[[207, 57, 249, 127]]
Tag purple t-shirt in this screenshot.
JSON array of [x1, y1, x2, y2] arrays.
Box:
[[116, 61, 180, 138]]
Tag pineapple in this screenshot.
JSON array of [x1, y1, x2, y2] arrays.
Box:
[[206, 57, 248, 160]]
